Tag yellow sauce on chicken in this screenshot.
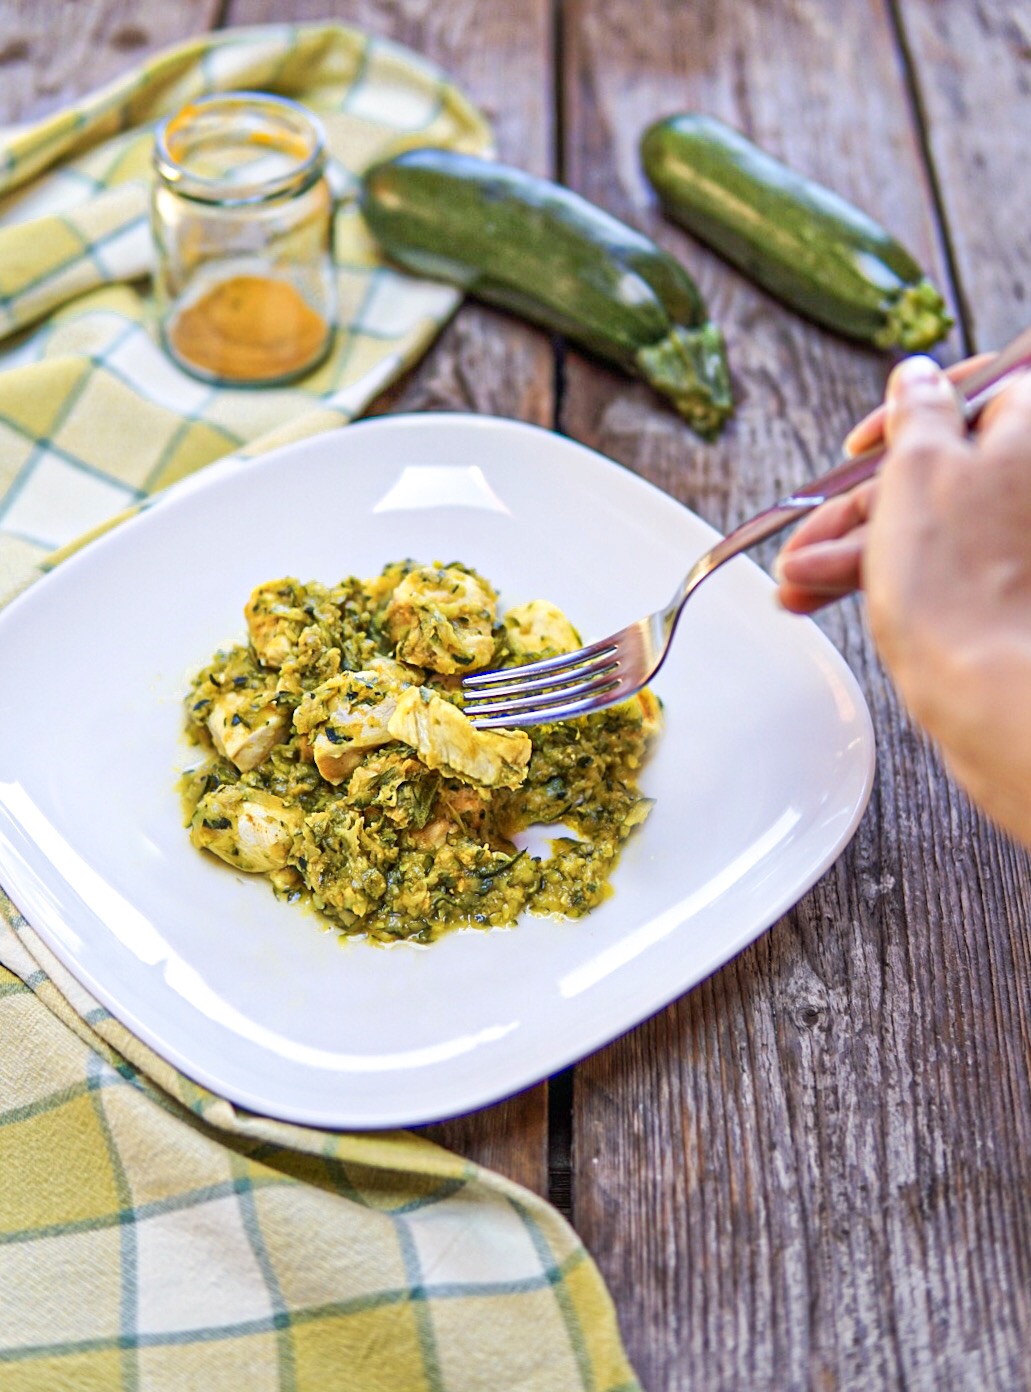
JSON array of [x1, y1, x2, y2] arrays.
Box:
[[181, 560, 661, 944]]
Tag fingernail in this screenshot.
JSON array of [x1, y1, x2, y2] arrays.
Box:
[[887, 355, 952, 403], [842, 424, 863, 456], [885, 356, 956, 438], [773, 551, 804, 584], [891, 354, 941, 387]]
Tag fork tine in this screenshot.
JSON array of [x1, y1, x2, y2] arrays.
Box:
[[461, 652, 618, 702], [462, 668, 622, 718], [468, 679, 634, 729], [461, 636, 618, 688]]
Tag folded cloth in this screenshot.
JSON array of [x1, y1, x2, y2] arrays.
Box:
[[0, 19, 493, 599], [0, 25, 640, 1392]]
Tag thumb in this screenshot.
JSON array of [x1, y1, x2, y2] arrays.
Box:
[[885, 354, 965, 446]]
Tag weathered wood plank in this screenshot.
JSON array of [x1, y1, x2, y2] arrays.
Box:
[[228, 0, 556, 1198], [561, 0, 1031, 1387], [0, 0, 219, 123], [894, 0, 1031, 352]]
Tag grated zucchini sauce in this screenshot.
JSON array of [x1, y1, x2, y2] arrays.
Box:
[[181, 560, 661, 945]]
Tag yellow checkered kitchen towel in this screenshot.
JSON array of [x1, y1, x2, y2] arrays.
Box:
[[0, 19, 494, 598], [0, 24, 640, 1392]]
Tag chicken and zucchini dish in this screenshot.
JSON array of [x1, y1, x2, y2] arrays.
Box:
[[181, 560, 661, 944]]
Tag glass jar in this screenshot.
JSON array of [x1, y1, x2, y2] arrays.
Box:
[[152, 92, 336, 386]]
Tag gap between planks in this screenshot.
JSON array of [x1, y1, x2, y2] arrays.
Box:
[[886, 0, 975, 353]]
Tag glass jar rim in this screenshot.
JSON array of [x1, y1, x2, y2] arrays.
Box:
[[153, 91, 329, 206]]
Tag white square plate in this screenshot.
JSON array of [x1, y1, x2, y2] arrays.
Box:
[[0, 414, 874, 1128]]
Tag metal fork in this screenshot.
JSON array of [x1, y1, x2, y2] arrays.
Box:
[[463, 326, 1031, 729]]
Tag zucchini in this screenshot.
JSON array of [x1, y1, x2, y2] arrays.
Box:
[[359, 149, 733, 438], [640, 113, 952, 352]]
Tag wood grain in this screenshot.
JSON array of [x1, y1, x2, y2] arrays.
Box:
[[560, 0, 1031, 1387], [0, 0, 219, 124], [894, 0, 1031, 352], [226, 0, 556, 1197]]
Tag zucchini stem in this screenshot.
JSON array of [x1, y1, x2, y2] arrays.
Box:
[[637, 321, 734, 439], [875, 280, 954, 353]]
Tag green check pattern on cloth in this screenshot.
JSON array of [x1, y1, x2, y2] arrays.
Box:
[[0, 25, 640, 1391]]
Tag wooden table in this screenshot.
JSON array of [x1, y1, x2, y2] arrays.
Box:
[[4, 1, 1029, 1386]]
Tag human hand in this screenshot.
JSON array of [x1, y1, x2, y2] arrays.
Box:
[[774, 355, 993, 615], [777, 353, 1031, 848]]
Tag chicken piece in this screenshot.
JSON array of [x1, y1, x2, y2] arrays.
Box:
[[363, 559, 414, 611], [244, 579, 311, 669], [627, 687, 663, 741], [503, 599, 581, 657], [313, 745, 364, 785], [387, 687, 531, 790], [293, 658, 419, 785], [207, 689, 290, 772], [190, 786, 303, 873], [407, 816, 450, 851], [385, 564, 497, 674]]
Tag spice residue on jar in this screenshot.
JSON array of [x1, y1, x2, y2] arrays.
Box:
[[167, 276, 330, 383], [152, 93, 336, 387]]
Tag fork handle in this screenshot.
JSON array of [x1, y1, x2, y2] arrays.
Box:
[[707, 328, 1031, 570]]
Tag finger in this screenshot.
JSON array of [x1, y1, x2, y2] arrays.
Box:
[[842, 405, 886, 459], [884, 354, 967, 448], [777, 578, 857, 616], [776, 478, 877, 558], [775, 528, 867, 611], [843, 353, 994, 456], [774, 478, 876, 610]]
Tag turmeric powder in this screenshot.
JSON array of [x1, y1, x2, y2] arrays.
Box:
[[167, 275, 330, 383]]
